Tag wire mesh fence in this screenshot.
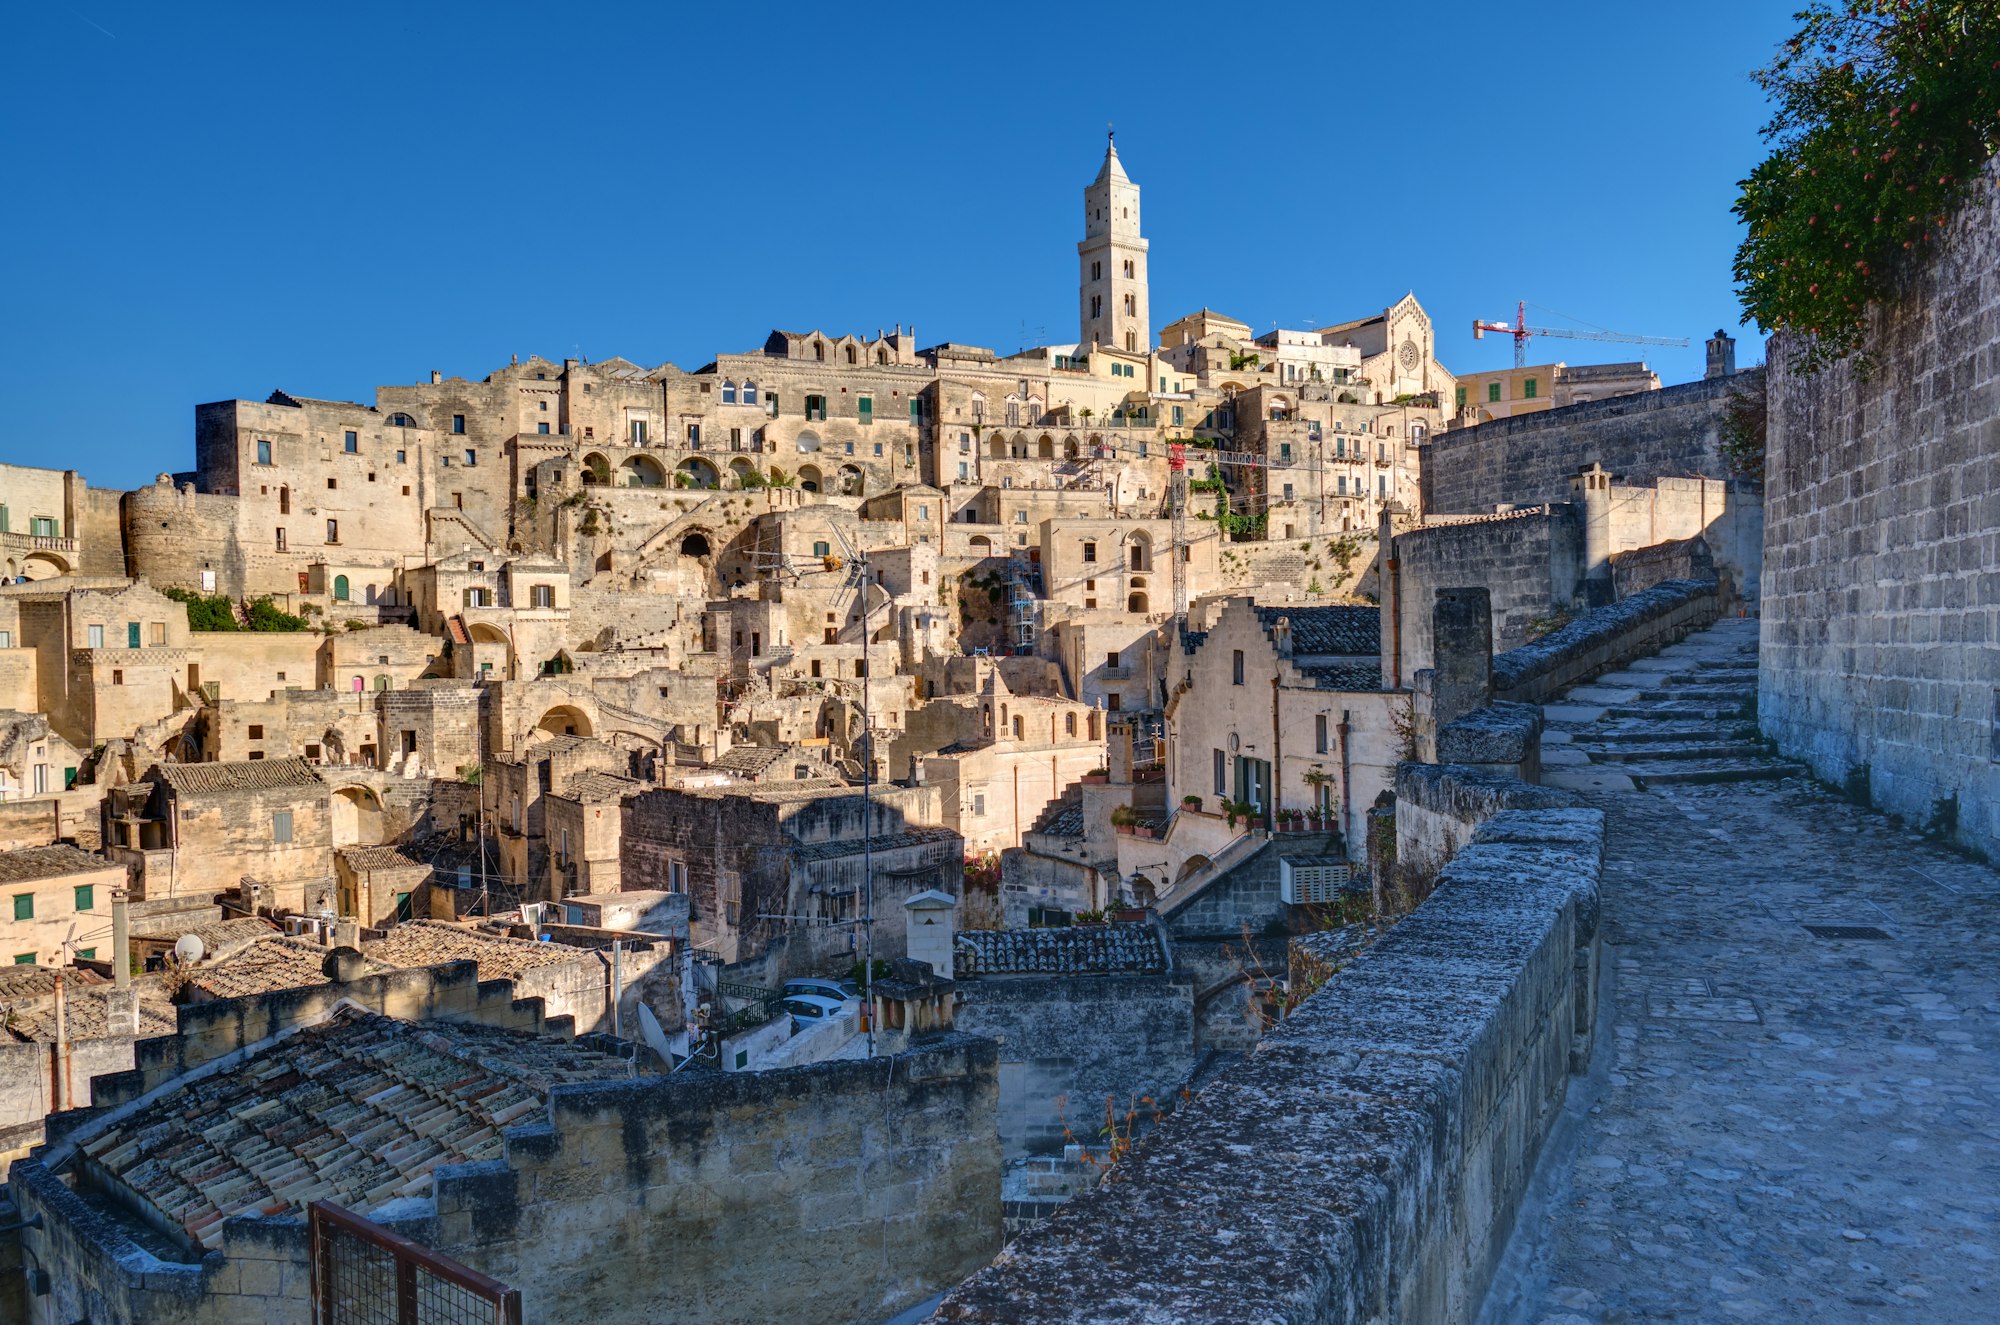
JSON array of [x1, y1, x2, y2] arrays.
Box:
[[309, 1201, 521, 1325]]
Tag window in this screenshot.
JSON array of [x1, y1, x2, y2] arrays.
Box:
[[1213, 749, 1226, 796], [743, 382, 758, 405], [465, 587, 491, 608], [531, 584, 554, 608], [126, 621, 140, 648], [1232, 649, 1245, 685], [805, 395, 826, 421], [256, 440, 272, 465], [1124, 259, 1134, 278], [1488, 382, 1501, 403], [1091, 261, 1102, 280], [87, 624, 103, 649], [972, 792, 986, 817], [452, 414, 466, 434], [1283, 484, 1294, 501], [12, 955, 31, 966], [909, 398, 923, 422], [722, 381, 737, 404], [463, 449, 477, 466], [12, 894, 32, 921], [1523, 377, 1539, 399], [1082, 541, 1097, 563], [687, 424, 700, 446], [537, 422, 550, 435], [111, 669, 123, 685], [326, 476, 339, 491], [247, 723, 265, 739], [1107, 650, 1120, 669], [74, 883, 94, 912], [858, 396, 872, 424], [276, 527, 287, 550], [344, 430, 358, 453], [812, 540, 830, 557], [272, 810, 293, 843], [326, 519, 339, 543], [396, 449, 407, 464], [1455, 386, 1468, 409], [1172, 405, 1183, 426], [0, 632, 9, 649], [1316, 714, 1329, 754], [332, 575, 350, 602]]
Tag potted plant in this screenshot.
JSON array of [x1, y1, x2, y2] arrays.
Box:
[[1082, 767, 1110, 786], [1075, 908, 1108, 926], [1110, 805, 1137, 834], [1181, 794, 1203, 812]]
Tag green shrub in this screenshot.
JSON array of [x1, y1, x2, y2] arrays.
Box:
[[162, 587, 237, 632]]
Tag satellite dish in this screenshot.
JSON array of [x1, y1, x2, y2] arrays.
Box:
[[173, 934, 206, 965]]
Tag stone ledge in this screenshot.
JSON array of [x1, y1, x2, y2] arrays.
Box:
[[1437, 701, 1543, 766], [1491, 578, 1722, 704], [928, 805, 1605, 1325]]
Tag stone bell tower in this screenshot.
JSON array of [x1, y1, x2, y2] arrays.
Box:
[[1078, 133, 1150, 354]]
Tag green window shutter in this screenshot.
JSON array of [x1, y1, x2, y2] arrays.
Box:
[[12, 894, 32, 921], [1524, 378, 1538, 399], [12, 955, 33, 966], [76, 948, 95, 961], [0, 506, 8, 533], [127, 622, 141, 648], [74, 884, 93, 912], [1488, 382, 1501, 403], [1455, 387, 1467, 408]]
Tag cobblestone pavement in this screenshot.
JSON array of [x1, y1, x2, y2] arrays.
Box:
[[1485, 619, 2000, 1324]]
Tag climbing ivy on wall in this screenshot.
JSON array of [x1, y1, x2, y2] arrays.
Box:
[[1733, 1, 2000, 372]]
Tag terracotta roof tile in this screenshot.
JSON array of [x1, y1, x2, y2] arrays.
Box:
[[363, 921, 580, 983], [956, 923, 1168, 976], [153, 757, 324, 796], [0, 845, 117, 884]]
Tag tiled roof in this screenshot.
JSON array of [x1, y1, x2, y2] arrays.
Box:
[[711, 745, 789, 776], [5, 988, 178, 1043], [338, 841, 439, 873], [153, 757, 324, 796], [1255, 605, 1379, 656], [1298, 663, 1386, 692], [72, 1005, 642, 1249], [956, 923, 1168, 977], [190, 937, 358, 1001], [0, 966, 93, 1002], [0, 844, 116, 884], [789, 827, 961, 862], [266, 390, 376, 413], [557, 770, 641, 803], [132, 916, 283, 962], [363, 920, 580, 982]]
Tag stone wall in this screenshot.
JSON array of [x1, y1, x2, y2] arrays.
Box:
[[1390, 508, 1580, 675], [929, 805, 1604, 1324], [1607, 534, 1714, 600], [1762, 165, 2000, 861], [953, 973, 1194, 1158], [1424, 370, 1762, 515], [1490, 577, 1723, 706]]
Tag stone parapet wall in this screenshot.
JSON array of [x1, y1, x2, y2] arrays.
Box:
[[930, 805, 1605, 1325], [1424, 370, 1761, 516], [1762, 163, 2000, 861], [1391, 506, 1579, 673], [1490, 578, 1722, 706], [1393, 761, 1581, 884], [1608, 534, 1716, 600]]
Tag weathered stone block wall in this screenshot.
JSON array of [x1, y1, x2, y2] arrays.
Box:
[[1762, 167, 2000, 861], [1424, 370, 1762, 515], [1393, 761, 1580, 885], [1391, 508, 1579, 674], [1607, 534, 1714, 601], [953, 973, 1194, 1158], [1490, 577, 1723, 706], [930, 806, 1604, 1325]]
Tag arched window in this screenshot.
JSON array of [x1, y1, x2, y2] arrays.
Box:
[[278, 486, 290, 515], [721, 380, 737, 404], [333, 574, 350, 602], [1012, 716, 1024, 740], [845, 345, 857, 364], [1064, 713, 1077, 737], [374, 675, 390, 691], [813, 340, 825, 361], [743, 381, 758, 405], [388, 412, 415, 427]]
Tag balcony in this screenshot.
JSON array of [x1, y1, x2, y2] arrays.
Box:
[[1, 531, 76, 554]]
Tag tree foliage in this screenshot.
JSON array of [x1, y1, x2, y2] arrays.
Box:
[[161, 586, 237, 632], [1734, 1, 2000, 372], [245, 597, 310, 631]]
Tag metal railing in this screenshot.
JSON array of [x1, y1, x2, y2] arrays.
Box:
[[309, 1200, 520, 1325]]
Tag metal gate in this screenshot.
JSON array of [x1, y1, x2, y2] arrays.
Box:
[[308, 1201, 521, 1325]]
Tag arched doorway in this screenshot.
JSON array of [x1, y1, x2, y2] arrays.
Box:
[[680, 531, 712, 558], [619, 454, 666, 488], [677, 458, 720, 489], [535, 705, 593, 739], [1127, 590, 1149, 613], [330, 785, 386, 847], [797, 465, 824, 493]]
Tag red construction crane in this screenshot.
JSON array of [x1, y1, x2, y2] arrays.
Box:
[[1473, 301, 1688, 369]]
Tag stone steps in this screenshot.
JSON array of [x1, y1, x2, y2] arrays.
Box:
[[1605, 703, 1748, 721], [1581, 724, 1747, 745], [1624, 759, 1804, 787], [1579, 741, 1772, 764]]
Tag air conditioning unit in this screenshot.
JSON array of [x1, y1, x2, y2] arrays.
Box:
[[1280, 857, 1353, 905]]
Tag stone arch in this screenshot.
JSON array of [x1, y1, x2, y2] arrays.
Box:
[[796, 430, 822, 454], [581, 453, 611, 485], [1037, 435, 1055, 459], [1064, 436, 1080, 460], [729, 458, 757, 486], [837, 464, 863, 496], [797, 464, 824, 493], [679, 530, 712, 558], [330, 784, 386, 847], [619, 454, 667, 488], [989, 435, 1007, 459], [677, 457, 720, 489], [1127, 589, 1149, 613], [1175, 854, 1212, 886], [968, 534, 993, 556], [19, 551, 69, 580], [332, 574, 350, 602], [535, 704, 594, 739], [1127, 529, 1152, 572]]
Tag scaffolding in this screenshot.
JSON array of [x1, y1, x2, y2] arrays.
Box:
[[1006, 548, 1040, 654]]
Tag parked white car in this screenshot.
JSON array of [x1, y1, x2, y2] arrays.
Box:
[[782, 993, 847, 1029], [784, 978, 859, 1003]]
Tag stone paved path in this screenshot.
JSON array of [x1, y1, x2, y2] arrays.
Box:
[[1484, 618, 2000, 1324]]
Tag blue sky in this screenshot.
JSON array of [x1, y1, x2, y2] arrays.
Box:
[[2, 1, 1799, 489]]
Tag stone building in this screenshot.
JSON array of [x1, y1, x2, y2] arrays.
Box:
[[1451, 359, 1661, 425], [0, 845, 123, 968], [103, 758, 335, 911]]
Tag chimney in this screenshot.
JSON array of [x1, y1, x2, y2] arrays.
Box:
[[903, 891, 957, 979], [112, 886, 131, 991], [1705, 329, 1737, 380], [321, 947, 368, 984], [430, 369, 442, 385]]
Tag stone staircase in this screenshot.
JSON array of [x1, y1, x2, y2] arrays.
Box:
[[1537, 617, 1804, 793]]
